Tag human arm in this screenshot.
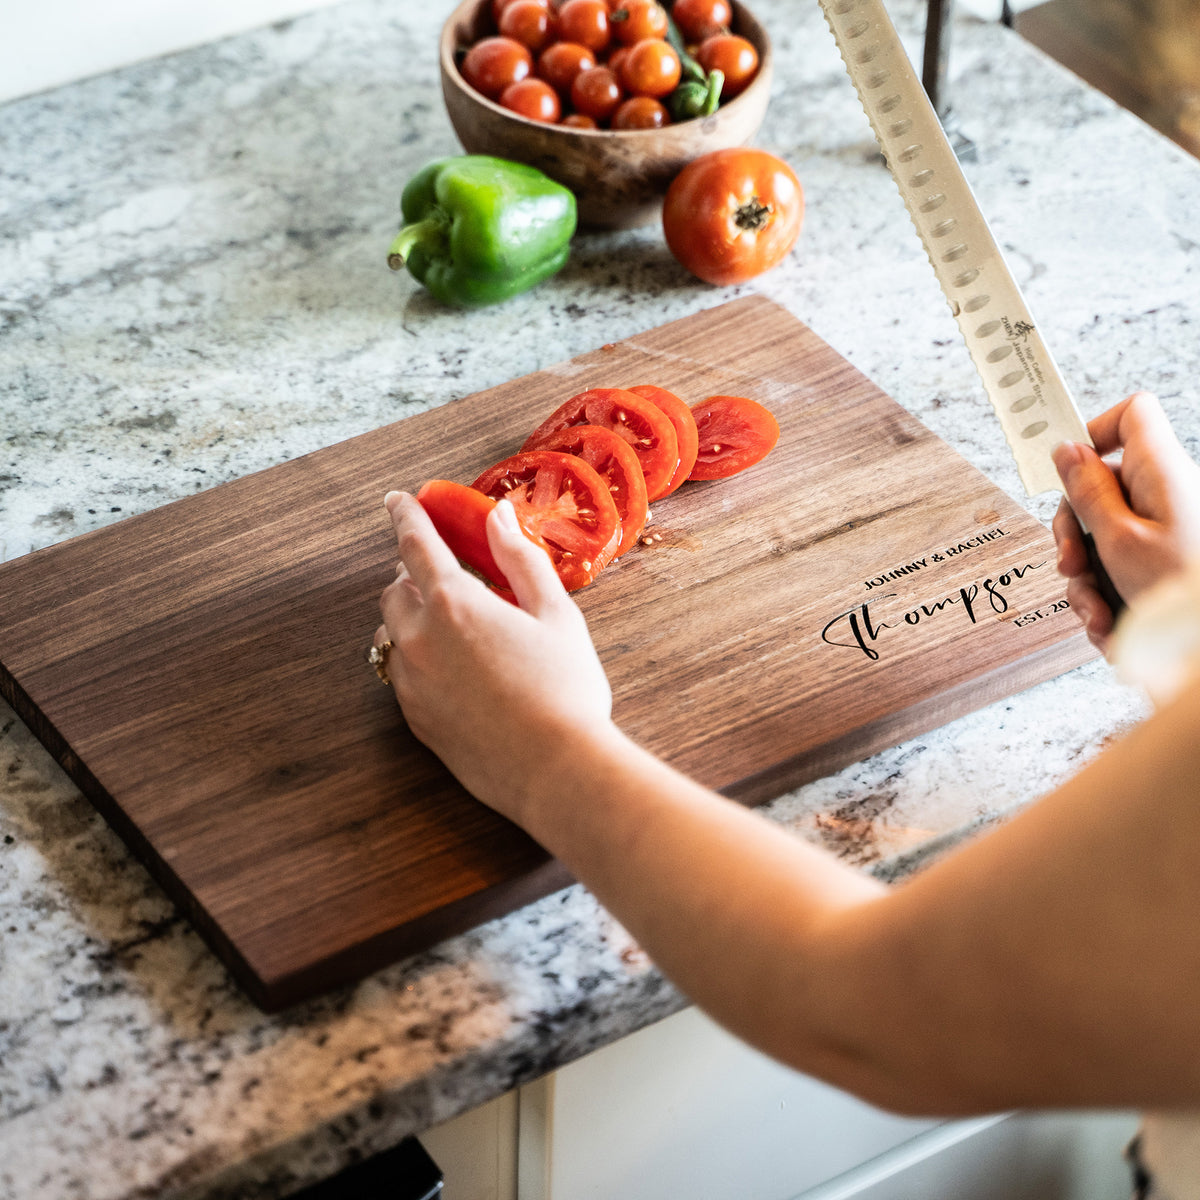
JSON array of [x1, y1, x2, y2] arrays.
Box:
[[379, 489, 1200, 1116], [1052, 390, 1200, 651]]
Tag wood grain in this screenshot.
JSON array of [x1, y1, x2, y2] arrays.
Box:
[[0, 297, 1095, 1010], [1016, 0, 1200, 160]]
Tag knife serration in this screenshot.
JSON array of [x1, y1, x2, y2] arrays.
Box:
[[817, 0, 1091, 496]]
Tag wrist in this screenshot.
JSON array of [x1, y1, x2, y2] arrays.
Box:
[[504, 714, 635, 845]]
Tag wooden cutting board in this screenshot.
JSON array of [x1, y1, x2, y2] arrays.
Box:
[[0, 296, 1095, 1011]]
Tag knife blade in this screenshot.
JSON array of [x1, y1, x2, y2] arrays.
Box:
[[817, 0, 1123, 614]]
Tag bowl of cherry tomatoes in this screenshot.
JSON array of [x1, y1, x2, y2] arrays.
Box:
[[439, 0, 772, 229]]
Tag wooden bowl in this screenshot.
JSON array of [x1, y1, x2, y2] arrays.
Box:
[[439, 0, 773, 230]]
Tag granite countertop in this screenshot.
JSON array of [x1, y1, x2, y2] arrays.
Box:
[[2, 0, 1198, 1195]]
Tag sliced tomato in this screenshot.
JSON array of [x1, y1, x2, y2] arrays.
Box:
[[688, 395, 780, 480], [526, 424, 648, 557], [523, 387, 680, 502], [472, 449, 620, 590], [626, 384, 699, 496], [416, 479, 509, 589]]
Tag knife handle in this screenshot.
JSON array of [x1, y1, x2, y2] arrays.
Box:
[[1081, 530, 1126, 620]]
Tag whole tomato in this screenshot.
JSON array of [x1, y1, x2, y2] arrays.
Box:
[[671, 0, 732, 42], [499, 0, 559, 52], [661, 148, 804, 286], [570, 65, 624, 121], [460, 36, 534, 99], [500, 76, 563, 122], [695, 32, 759, 98], [619, 38, 681, 98], [610, 0, 669, 45], [611, 94, 669, 129], [537, 40, 596, 95]]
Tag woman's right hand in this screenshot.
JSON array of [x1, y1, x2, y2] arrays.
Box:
[[1052, 391, 1200, 651]]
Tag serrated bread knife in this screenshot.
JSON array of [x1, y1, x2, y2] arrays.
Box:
[[817, 0, 1123, 614]]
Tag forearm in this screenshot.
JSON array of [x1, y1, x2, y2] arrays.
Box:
[[512, 719, 896, 1094], [512, 688, 1200, 1117]]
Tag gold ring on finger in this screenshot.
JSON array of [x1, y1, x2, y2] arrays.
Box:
[[367, 640, 394, 685]]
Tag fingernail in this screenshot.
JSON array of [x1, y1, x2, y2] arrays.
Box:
[[384, 490, 404, 512], [1052, 441, 1084, 481], [493, 497, 519, 530]]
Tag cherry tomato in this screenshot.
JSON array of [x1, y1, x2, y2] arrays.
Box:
[[610, 0, 669, 45], [472, 450, 621, 590], [500, 76, 562, 122], [627, 385, 699, 493], [619, 38, 681, 98], [460, 36, 534, 100], [492, 0, 550, 23], [537, 40, 597, 95], [570, 65, 624, 122], [611, 95, 669, 129], [695, 33, 758, 98], [499, 0, 558, 52], [556, 0, 611, 52], [688, 395, 779, 479], [416, 479, 509, 589], [524, 387, 680, 502], [671, 0, 732, 42], [529, 424, 649, 555], [561, 112, 599, 128], [662, 148, 804, 285], [607, 44, 632, 79]]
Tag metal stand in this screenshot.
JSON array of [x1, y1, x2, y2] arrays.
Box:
[[921, 0, 978, 161]]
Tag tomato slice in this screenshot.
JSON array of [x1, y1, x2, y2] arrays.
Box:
[[688, 395, 780, 480], [472, 449, 621, 590], [416, 479, 510, 589], [526, 424, 648, 557], [626, 384, 699, 496], [523, 387, 680, 502]]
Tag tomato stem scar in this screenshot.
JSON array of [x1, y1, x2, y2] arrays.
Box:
[[734, 196, 772, 231]]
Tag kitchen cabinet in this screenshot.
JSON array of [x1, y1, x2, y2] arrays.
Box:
[[421, 1006, 1136, 1200], [421, 1094, 519, 1200], [515, 1006, 938, 1200]]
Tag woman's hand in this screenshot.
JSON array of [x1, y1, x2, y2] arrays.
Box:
[[376, 491, 613, 823], [1052, 391, 1200, 651]]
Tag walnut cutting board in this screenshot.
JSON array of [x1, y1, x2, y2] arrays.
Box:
[[0, 296, 1095, 1011]]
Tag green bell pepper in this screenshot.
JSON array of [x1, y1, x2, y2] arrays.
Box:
[[387, 156, 577, 307]]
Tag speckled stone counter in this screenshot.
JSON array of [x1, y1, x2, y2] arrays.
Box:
[[1, 0, 1197, 1195]]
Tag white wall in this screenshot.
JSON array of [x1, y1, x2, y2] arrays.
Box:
[[0, 0, 341, 104], [1, 0, 1044, 105], [958, 0, 1043, 17]]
